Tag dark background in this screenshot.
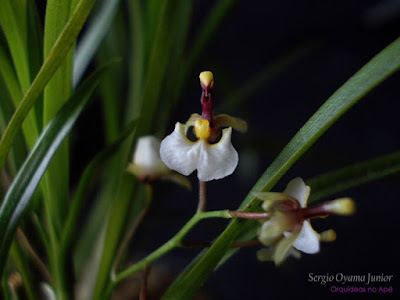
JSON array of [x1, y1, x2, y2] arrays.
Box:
[[72, 0, 400, 299]]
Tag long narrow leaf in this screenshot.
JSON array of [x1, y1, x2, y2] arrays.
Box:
[[161, 36, 400, 300], [307, 151, 400, 202], [0, 64, 107, 275], [0, 0, 96, 174]]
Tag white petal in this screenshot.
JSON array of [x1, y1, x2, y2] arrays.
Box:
[[291, 220, 320, 254], [283, 177, 310, 207], [160, 123, 199, 176], [196, 127, 238, 181], [133, 136, 166, 175]]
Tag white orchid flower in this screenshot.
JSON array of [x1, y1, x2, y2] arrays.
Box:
[[160, 119, 238, 181], [256, 177, 355, 265]]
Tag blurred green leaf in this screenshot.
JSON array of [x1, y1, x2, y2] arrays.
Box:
[[26, 1, 43, 87], [10, 242, 38, 300], [42, 0, 74, 235], [61, 117, 137, 255], [0, 62, 106, 276], [26, 0, 44, 130], [73, 0, 121, 86], [96, 10, 127, 142], [0, 45, 39, 150], [161, 36, 400, 300], [0, 72, 26, 176], [93, 1, 185, 297]]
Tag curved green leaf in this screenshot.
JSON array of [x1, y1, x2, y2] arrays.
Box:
[[307, 150, 400, 202], [0, 64, 107, 275], [162, 36, 400, 300]]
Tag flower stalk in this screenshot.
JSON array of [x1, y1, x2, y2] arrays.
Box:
[[197, 181, 207, 212], [105, 209, 232, 298]]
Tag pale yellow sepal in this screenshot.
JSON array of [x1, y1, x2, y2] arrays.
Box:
[[254, 192, 298, 211], [274, 231, 300, 265], [214, 114, 248, 133]]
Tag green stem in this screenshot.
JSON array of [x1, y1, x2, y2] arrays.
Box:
[[105, 210, 231, 298]]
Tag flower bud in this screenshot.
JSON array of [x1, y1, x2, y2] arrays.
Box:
[[133, 136, 166, 175], [127, 136, 169, 182]]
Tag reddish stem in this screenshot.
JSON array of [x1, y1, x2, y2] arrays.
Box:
[[229, 211, 271, 219], [197, 180, 207, 212], [301, 204, 330, 219]]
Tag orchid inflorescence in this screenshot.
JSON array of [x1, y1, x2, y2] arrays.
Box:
[[129, 71, 355, 266]]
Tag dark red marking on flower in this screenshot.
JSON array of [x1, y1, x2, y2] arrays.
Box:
[[200, 86, 214, 125]]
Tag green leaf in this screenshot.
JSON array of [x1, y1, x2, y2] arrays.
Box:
[[0, 74, 26, 176], [0, 0, 96, 176], [26, 0, 44, 130], [0, 44, 39, 150], [0, 62, 107, 276], [161, 36, 400, 300], [0, 0, 30, 93], [61, 118, 137, 254], [26, 0, 43, 86], [42, 0, 74, 236], [10, 242, 39, 300], [307, 150, 400, 202], [73, 0, 121, 86], [0, 45, 23, 106]]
